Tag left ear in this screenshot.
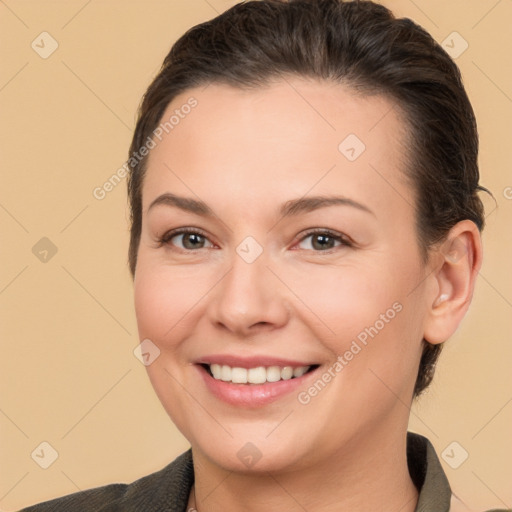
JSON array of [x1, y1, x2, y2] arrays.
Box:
[[423, 220, 483, 344]]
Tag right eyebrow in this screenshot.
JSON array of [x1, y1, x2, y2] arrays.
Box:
[[147, 193, 214, 217]]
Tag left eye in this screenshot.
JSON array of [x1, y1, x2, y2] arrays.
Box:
[[296, 230, 351, 251]]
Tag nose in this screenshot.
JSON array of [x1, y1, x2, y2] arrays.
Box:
[[206, 245, 291, 338]]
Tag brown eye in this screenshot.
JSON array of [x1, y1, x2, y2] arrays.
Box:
[[161, 229, 214, 251], [296, 230, 352, 252]]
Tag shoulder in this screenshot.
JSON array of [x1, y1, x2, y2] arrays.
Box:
[[406, 433, 510, 512], [19, 449, 194, 512]]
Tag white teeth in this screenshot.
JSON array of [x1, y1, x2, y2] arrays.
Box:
[[231, 367, 248, 384], [220, 365, 231, 382], [207, 364, 312, 384], [293, 366, 307, 378], [248, 366, 267, 384], [281, 366, 293, 380], [210, 363, 222, 379], [266, 366, 281, 383]]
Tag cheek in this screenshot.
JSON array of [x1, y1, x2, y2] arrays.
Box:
[[133, 259, 228, 376], [134, 270, 169, 341], [134, 261, 203, 344], [133, 263, 201, 433], [289, 259, 422, 391], [288, 261, 400, 345]]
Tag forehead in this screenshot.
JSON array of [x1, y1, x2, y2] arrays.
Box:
[[142, 77, 413, 220]]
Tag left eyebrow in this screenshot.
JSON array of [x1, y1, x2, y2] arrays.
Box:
[[279, 195, 375, 218]]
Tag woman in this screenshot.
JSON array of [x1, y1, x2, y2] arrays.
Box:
[[20, 0, 507, 511]]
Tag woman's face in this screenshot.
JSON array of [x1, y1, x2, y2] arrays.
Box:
[[134, 77, 433, 472]]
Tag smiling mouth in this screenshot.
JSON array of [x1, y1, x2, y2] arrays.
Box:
[[200, 363, 319, 385]]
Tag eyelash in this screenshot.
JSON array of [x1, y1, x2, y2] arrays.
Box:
[[158, 227, 353, 253]]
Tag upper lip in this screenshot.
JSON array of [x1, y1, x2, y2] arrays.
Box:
[[195, 355, 317, 368]]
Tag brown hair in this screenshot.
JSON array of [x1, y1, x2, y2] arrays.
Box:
[[127, 0, 490, 397]]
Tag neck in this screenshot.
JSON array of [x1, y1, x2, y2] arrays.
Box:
[[188, 428, 419, 512]]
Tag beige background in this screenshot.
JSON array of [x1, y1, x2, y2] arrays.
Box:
[[0, 0, 511, 510]]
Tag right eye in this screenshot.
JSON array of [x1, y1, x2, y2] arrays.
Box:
[[160, 228, 215, 251]]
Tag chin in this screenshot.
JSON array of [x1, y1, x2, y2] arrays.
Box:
[[190, 430, 317, 475]]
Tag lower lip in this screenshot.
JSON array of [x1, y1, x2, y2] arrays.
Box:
[[197, 365, 318, 407]]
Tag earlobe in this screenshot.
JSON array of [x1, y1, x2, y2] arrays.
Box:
[[423, 220, 483, 345]]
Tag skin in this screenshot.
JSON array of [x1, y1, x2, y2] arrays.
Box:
[[133, 77, 482, 511]]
